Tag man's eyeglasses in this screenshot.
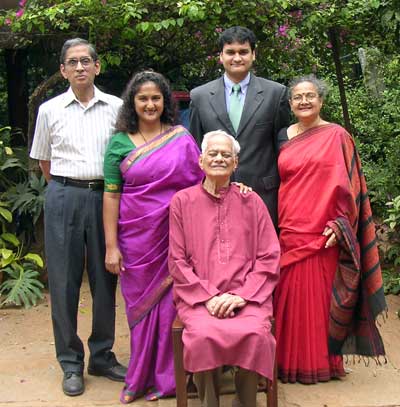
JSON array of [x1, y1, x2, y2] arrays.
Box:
[[291, 92, 318, 103], [64, 57, 94, 68]]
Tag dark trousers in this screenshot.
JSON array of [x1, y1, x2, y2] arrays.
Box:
[[44, 180, 118, 374]]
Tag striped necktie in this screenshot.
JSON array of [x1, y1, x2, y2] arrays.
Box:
[[229, 84, 243, 132]]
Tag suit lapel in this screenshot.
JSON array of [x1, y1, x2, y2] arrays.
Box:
[[237, 74, 263, 136], [209, 77, 235, 135]]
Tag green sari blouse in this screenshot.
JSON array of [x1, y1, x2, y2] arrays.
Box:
[[103, 132, 136, 193]]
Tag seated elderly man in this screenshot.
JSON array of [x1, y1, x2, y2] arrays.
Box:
[[168, 130, 280, 407]]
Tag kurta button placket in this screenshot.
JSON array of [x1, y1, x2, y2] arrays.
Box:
[[218, 195, 229, 264]]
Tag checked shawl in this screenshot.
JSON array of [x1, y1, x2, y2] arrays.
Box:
[[327, 130, 387, 358]]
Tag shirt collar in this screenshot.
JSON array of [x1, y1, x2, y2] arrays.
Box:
[[223, 72, 251, 94], [201, 179, 231, 201], [62, 86, 108, 108]]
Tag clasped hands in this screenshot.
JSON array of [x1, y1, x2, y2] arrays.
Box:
[[205, 293, 247, 318]]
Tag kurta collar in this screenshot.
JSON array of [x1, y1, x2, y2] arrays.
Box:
[[200, 180, 231, 201]]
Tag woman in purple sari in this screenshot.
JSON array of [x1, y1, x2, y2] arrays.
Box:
[[103, 71, 203, 403]]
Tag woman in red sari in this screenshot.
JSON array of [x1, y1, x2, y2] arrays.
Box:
[[274, 75, 386, 384]]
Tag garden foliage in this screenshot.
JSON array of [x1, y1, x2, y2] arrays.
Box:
[[382, 195, 400, 295], [0, 127, 45, 308], [323, 56, 400, 216], [1, 0, 399, 87]]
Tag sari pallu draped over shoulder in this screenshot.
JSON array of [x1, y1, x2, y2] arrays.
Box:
[[279, 124, 387, 360], [118, 125, 203, 328]]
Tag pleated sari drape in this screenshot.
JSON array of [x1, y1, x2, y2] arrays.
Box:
[[118, 126, 203, 401], [274, 124, 386, 384]]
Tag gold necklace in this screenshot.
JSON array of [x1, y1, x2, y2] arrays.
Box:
[[138, 129, 148, 143], [138, 124, 163, 144]]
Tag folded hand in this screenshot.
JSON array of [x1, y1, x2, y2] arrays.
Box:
[[323, 226, 337, 248], [206, 293, 247, 318]]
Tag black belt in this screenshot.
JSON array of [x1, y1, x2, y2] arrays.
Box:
[[52, 175, 104, 191]]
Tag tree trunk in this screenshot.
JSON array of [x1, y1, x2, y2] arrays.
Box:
[[328, 27, 352, 134], [28, 71, 63, 173], [0, 0, 19, 10], [5, 49, 29, 145]]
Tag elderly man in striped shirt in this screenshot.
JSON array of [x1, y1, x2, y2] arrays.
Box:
[[30, 38, 126, 397]]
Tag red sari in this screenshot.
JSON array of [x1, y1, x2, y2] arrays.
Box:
[[274, 124, 386, 384]]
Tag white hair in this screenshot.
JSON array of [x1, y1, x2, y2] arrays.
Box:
[[201, 130, 241, 155]]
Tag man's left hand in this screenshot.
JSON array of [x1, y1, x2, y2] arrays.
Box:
[[211, 293, 247, 318]]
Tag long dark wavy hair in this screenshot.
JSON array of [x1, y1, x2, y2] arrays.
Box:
[[115, 70, 177, 134]]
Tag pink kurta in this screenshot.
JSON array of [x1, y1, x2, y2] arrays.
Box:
[[168, 184, 280, 379]]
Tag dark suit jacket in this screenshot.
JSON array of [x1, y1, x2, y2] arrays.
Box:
[[189, 73, 290, 226]]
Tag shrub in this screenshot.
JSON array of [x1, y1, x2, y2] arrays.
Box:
[[323, 65, 400, 217], [0, 126, 45, 308], [382, 195, 400, 295]]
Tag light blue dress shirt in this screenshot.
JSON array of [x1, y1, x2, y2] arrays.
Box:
[[223, 73, 251, 113]]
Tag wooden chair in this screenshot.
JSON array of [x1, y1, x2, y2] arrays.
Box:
[[172, 317, 278, 407]]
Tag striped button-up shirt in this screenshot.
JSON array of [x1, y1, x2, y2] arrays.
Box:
[[30, 86, 122, 180]]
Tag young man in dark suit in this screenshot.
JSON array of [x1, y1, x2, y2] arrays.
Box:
[[189, 26, 290, 226]]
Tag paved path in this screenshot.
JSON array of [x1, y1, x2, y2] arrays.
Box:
[[1, 278, 399, 407]]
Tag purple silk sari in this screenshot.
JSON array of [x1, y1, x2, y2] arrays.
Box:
[[118, 125, 203, 402]]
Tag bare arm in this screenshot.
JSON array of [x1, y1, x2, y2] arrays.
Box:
[[39, 160, 51, 182], [103, 191, 124, 275]]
